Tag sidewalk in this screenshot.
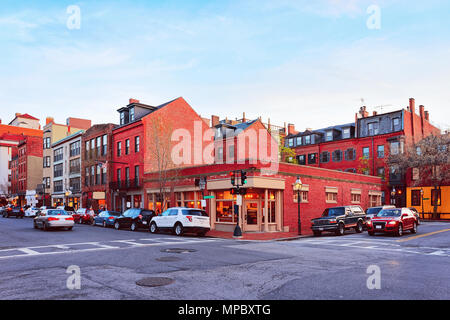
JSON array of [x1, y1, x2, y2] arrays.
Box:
[[206, 230, 311, 241]]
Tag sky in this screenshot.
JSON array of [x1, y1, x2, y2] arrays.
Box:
[[0, 0, 449, 132]]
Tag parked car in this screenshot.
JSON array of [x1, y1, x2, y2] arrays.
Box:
[[408, 207, 421, 225], [150, 207, 210, 236], [2, 206, 25, 219], [33, 209, 74, 231], [25, 207, 40, 217], [72, 208, 95, 224], [311, 205, 366, 236], [365, 205, 396, 220], [367, 208, 418, 237], [93, 211, 121, 228], [114, 208, 156, 231]]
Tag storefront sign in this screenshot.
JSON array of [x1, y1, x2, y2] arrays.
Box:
[[93, 192, 106, 200]]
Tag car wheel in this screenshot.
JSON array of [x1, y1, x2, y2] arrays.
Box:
[[150, 222, 158, 234], [130, 222, 137, 232], [103, 221, 107, 228], [335, 223, 345, 236], [114, 221, 120, 230], [411, 223, 417, 234], [174, 223, 184, 236], [355, 221, 363, 233], [396, 224, 403, 237], [313, 231, 321, 237]]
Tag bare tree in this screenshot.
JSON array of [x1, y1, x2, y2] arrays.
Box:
[[388, 133, 450, 218], [145, 115, 181, 213]]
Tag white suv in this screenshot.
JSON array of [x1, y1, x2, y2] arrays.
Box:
[[150, 207, 210, 236]]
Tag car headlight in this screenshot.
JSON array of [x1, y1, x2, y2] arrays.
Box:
[[388, 221, 397, 225]]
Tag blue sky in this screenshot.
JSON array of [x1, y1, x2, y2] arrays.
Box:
[[0, 0, 449, 131]]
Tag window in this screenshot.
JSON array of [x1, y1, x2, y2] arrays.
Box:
[[43, 137, 51, 149], [101, 166, 107, 185], [125, 167, 130, 187], [70, 141, 80, 157], [351, 193, 361, 203], [342, 128, 350, 139], [117, 169, 122, 188], [304, 135, 311, 145], [215, 191, 237, 223], [369, 194, 382, 207], [90, 166, 95, 186], [332, 150, 342, 162], [368, 122, 379, 136], [308, 153, 317, 164], [96, 137, 101, 156], [216, 147, 223, 162], [43, 177, 50, 188], [125, 139, 130, 155], [54, 148, 63, 162], [135, 136, 140, 153], [129, 107, 135, 122], [85, 141, 90, 159], [326, 131, 333, 141], [297, 155, 306, 165], [320, 151, 330, 163], [377, 167, 385, 181], [228, 145, 234, 159], [54, 180, 63, 193], [288, 138, 294, 147], [363, 147, 370, 159], [393, 117, 401, 131], [69, 178, 81, 193], [90, 139, 95, 153], [102, 135, 107, 156], [53, 163, 63, 177], [377, 145, 385, 158], [431, 189, 441, 206], [411, 190, 421, 206], [117, 141, 122, 157], [69, 158, 80, 174], [296, 137, 302, 146], [326, 191, 338, 203], [120, 112, 126, 125], [96, 165, 101, 185], [344, 148, 356, 161], [135, 166, 140, 186], [294, 191, 308, 203], [85, 167, 89, 187], [43, 156, 51, 168]]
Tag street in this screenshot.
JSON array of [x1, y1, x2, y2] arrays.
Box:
[[0, 216, 449, 300]]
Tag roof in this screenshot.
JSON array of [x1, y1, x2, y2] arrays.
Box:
[[16, 113, 39, 121], [286, 122, 355, 139], [52, 130, 84, 147]]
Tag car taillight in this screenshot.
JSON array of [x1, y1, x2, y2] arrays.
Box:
[[186, 216, 193, 222], [109, 217, 115, 220], [48, 217, 59, 221], [65, 217, 74, 221], [138, 215, 143, 220], [20, 209, 24, 212]]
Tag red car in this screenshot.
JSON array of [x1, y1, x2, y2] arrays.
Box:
[[72, 208, 95, 224], [367, 208, 418, 237]]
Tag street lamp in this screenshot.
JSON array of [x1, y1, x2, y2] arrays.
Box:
[[391, 187, 396, 207], [420, 189, 424, 219], [293, 176, 302, 235]]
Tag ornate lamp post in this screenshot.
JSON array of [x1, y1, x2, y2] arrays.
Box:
[[293, 176, 303, 235], [391, 187, 396, 207]]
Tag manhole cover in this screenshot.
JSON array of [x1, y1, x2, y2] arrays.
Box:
[[156, 256, 182, 262], [160, 248, 197, 254], [136, 277, 174, 287]]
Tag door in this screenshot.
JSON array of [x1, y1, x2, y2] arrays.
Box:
[[244, 201, 259, 232]]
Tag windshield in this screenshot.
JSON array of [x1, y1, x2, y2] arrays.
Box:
[[366, 207, 382, 215], [47, 210, 67, 216], [182, 209, 208, 217], [123, 210, 138, 218], [377, 209, 402, 217], [108, 211, 121, 216], [322, 207, 345, 217]]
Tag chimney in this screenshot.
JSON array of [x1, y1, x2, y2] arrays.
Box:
[[242, 112, 246, 123], [419, 105, 425, 118], [288, 123, 296, 135], [424, 111, 429, 121], [211, 115, 220, 127], [129, 98, 140, 105], [359, 106, 369, 118], [0, 119, 2, 124], [15, 113, 21, 118], [409, 98, 415, 114], [46, 117, 54, 125]]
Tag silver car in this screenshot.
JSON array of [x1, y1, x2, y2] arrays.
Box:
[[33, 209, 75, 231]]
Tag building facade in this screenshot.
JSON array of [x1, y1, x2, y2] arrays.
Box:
[[50, 131, 84, 209], [81, 123, 116, 211], [285, 98, 441, 208]]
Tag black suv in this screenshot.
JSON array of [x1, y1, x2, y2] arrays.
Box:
[[113, 208, 156, 231], [2, 206, 25, 219], [311, 206, 366, 236]]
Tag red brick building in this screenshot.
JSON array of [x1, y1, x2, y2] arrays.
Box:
[[81, 123, 116, 211], [285, 98, 441, 207]]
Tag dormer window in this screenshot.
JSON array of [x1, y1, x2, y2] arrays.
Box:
[[326, 131, 333, 142], [129, 107, 135, 122], [305, 135, 311, 145], [120, 112, 125, 125], [342, 128, 350, 139]]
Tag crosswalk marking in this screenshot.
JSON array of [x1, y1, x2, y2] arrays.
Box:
[[0, 237, 223, 260]]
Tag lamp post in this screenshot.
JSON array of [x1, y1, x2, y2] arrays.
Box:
[[420, 189, 424, 219], [293, 176, 302, 235], [391, 187, 396, 207]]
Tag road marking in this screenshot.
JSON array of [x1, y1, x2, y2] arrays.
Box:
[[396, 229, 450, 243], [17, 248, 40, 255]]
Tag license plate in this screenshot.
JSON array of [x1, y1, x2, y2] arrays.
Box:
[[319, 228, 324, 231], [376, 225, 382, 229], [142, 221, 147, 225]]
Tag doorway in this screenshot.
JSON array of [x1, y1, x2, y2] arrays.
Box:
[[244, 201, 259, 231]]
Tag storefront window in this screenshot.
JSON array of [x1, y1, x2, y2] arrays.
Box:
[[262, 191, 276, 224], [216, 200, 236, 223], [133, 195, 142, 208]]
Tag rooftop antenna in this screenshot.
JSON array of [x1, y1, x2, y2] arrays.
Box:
[[373, 104, 393, 113]]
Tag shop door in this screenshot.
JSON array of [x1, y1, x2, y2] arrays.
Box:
[[244, 201, 260, 232]]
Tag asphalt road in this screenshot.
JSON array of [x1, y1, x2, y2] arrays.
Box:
[[0, 216, 448, 300]]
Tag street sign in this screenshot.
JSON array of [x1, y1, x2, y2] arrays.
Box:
[[204, 196, 215, 199], [236, 195, 242, 206]]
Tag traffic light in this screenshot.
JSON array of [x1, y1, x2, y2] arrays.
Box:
[[230, 171, 236, 186], [241, 170, 247, 185]]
